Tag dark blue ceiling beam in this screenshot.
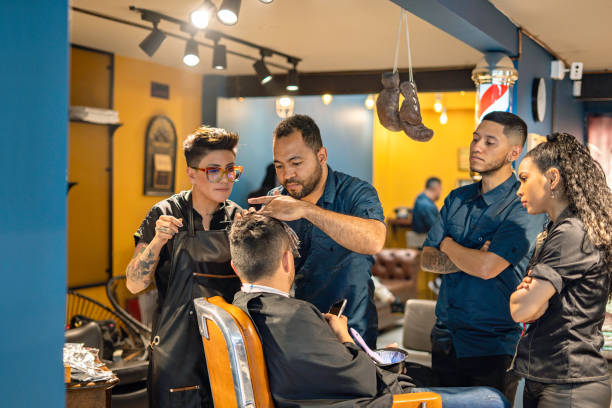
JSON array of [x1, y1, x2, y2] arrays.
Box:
[[390, 0, 519, 56]]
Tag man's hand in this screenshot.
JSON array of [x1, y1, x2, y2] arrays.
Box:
[[235, 207, 257, 220], [323, 313, 354, 344], [251, 195, 310, 221], [154, 215, 183, 245]]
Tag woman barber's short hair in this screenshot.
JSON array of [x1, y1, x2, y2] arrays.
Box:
[[183, 126, 239, 167]]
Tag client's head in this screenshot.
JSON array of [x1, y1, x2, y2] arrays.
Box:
[[229, 213, 299, 290]]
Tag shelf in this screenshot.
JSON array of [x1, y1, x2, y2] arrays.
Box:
[[70, 118, 123, 128]]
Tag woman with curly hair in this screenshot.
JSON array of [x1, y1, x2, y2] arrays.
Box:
[[508, 132, 612, 407]]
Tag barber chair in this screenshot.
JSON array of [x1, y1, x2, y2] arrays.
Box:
[[402, 299, 437, 367], [194, 296, 442, 408]]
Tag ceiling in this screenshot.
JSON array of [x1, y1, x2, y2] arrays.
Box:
[[70, 0, 611, 77]]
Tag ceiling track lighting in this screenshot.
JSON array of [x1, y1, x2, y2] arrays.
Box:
[[217, 0, 241, 26], [190, 0, 216, 29], [139, 22, 166, 57], [77, 6, 303, 84]]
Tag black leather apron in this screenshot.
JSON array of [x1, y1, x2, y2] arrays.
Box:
[[148, 204, 240, 408]]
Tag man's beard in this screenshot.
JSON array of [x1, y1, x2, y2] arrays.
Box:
[[283, 163, 323, 199], [470, 155, 508, 176]]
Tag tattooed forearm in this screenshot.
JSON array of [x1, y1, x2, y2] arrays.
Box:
[[421, 246, 460, 274], [126, 242, 161, 293]]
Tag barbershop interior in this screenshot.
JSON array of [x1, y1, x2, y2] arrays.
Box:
[[5, 1, 612, 407]]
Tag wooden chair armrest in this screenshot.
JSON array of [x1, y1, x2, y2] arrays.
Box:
[[392, 391, 442, 408]]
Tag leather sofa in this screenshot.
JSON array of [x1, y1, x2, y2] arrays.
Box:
[[371, 248, 421, 329]]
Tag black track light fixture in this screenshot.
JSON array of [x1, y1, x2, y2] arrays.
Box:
[[190, 0, 216, 29], [217, 0, 241, 26], [139, 22, 166, 57], [212, 42, 227, 70], [286, 59, 299, 91], [253, 59, 272, 85], [183, 38, 200, 67], [286, 68, 299, 91]]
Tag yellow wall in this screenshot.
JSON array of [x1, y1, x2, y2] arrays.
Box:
[[68, 48, 112, 289], [112, 55, 203, 280], [373, 92, 476, 218]]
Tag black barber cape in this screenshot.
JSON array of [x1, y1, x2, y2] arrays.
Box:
[[233, 291, 413, 407]]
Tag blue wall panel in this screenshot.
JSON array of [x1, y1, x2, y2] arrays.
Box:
[[218, 95, 373, 208], [514, 35, 554, 138], [554, 78, 585, 141], [0, 2, 68, 406]]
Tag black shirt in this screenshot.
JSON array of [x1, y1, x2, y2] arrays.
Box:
[[134, 190, 241, 304], [511, 208, 610, 383]]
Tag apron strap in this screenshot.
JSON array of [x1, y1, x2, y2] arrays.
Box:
[[187, 191, 196, 237]]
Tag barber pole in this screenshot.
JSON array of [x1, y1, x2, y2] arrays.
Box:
[[472, 53, 518, 124]]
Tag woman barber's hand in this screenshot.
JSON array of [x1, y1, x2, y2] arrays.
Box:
[[153, 215, 183, 245], [323, 313, 354, 344]]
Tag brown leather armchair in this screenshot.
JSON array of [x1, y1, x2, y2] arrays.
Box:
[[372, 249, 421, 329], [194, 296, 441, 408]]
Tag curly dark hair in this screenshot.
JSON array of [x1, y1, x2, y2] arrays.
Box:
[[525, 133, 612, 292]]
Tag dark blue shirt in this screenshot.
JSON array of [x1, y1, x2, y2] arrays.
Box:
[[423, 175, 546, 358], [412, 192, 440, 234], [272, 166, 385, 346]]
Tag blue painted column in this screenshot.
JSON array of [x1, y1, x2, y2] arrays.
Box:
[[0, 1, 68, 407]]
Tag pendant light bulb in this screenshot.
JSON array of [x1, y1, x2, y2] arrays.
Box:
[[440, 108, 448, 125], [322, 94, 333, 105], [434, 93, 443, 113], [365, 94, 375, 110]]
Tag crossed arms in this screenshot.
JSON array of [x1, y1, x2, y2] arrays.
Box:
[[421, 237, 509, 280]]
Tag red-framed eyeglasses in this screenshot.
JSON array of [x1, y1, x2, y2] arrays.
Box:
[[190, 165, 243, 183]]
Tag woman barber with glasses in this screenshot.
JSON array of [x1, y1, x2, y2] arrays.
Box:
[[126, 126, 244, 408]]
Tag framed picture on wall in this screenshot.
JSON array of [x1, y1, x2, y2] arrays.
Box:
[[457, 147, 470, 171], [457, 178, 473, 188], [527, 133, 547, 152], [144, 115, 177, 196]]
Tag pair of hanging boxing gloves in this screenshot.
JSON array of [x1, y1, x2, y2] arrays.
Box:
[[376, 71, 434, 142]]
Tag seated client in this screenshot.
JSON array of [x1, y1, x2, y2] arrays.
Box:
[[229, 213, 509, 408]]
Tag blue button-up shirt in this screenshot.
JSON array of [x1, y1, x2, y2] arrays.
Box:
[[412, 192, 440, 234], [272, 166, 385, 347], [423, 175, 546, 358]]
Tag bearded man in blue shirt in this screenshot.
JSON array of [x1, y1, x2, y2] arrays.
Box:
[[249, 114, 386, 348], [421, 111, 545, 405]]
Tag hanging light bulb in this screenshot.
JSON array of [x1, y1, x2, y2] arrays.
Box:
[[322, 94, 333, 105], [365, 94, 375, 110], [276, 96, 294, 118], [440, 108, 448, 125], [434, 93, 443, 113], [190, 0, 216, 29]]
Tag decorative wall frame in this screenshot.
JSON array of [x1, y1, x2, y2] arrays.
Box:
[[527, 132, 547, 152], [144, 115, 177, 196], [457, 147, 470, 171]]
